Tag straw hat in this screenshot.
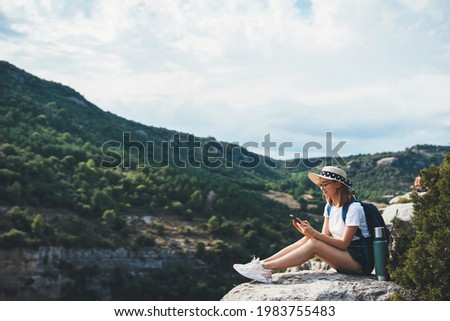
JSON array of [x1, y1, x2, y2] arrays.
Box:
[[308, 166, 353, 189]]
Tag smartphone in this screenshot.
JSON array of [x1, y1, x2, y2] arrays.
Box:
[[289, 214, 303, 224]]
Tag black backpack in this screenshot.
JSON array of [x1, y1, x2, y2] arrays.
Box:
[[326, 199, 391, 243]]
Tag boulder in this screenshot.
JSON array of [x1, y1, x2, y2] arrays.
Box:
[[388, 192, 412, 205], [382, 203, 414, 226], [222, 270, 411, 301], [388, 192, 426, 205], [376, 157, 399, 167]]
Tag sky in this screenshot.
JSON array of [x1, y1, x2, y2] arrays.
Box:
[[1, 0, 450, 159]]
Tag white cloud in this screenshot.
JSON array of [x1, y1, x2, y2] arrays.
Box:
[[396, 0, 430, 12], [1, 0, 449, 157]]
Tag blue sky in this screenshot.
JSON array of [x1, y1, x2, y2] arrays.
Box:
[[1, 0, 449, 158]]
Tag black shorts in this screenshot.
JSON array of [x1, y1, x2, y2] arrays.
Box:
[[346, 239, 374, 275]]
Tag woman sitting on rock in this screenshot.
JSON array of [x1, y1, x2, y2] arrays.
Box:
[[233, 166, 373, 283]]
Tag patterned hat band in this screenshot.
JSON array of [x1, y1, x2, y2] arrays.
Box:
[[308, 166, 357, 197], [320, 170, 353, 188]]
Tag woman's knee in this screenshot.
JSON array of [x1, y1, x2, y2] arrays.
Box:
[[306, 238, 321, 248], [305, 238, 335, 256], [303, 238, 324, 253]]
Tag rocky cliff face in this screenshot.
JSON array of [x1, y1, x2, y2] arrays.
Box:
[[0, 246, 184, 300], [222, 270, 412, 301]]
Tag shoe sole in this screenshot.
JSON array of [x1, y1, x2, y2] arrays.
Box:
[[233, 265, 272, 283]]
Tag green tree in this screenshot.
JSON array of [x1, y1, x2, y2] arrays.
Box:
[[135, 232, 155, 247], [91, 190, 117, 216], [0, 229, 27, 248], [102, 209, 118, 225], [390, 154, 450, 300], [188, 190, 204, 213], [31, 214, 45, 236], [206, 215, 221, 234]]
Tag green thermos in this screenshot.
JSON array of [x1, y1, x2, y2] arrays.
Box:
[[373, 227, 389, 281]]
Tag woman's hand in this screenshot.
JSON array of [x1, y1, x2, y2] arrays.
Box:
[[292, 220, 317, 238], [301, 224, 317, 238], [301, 220, 310, 227]]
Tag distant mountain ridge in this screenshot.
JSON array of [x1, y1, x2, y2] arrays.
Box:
[[0, 60, 176, 149], [0, 60, 287, 181], [1, 59, 449, 208]]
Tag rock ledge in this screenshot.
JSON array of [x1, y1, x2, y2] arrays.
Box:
[[222, 270, 410, 301]]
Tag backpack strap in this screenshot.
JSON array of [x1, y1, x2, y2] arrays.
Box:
[[342, 199, 359, 222], [340, 199, 364, 239]]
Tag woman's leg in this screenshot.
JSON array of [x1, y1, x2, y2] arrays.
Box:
[[263, 238, 362, 275], [262, 237, 309, 264]]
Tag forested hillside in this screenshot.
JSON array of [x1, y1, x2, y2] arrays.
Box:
[[0, 61, 448, 300], [0, 60, 291, 223], [274, 144, 450, 204], [0, 61, 300, 299]]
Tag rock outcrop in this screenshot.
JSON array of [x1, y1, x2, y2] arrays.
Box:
[[388, 192, 416, 205], [0, 246, 186, 300], [222, 270, 411, 301], [382, 203, 414, 226], [376, 157, 399, 167], [380, 191, 425, 227]]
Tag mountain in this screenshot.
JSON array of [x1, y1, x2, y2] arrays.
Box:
[[0, 61, 298, 300], [277, 144, 450, 206], [0, 61, 448, 300], [0, 60, 290, 214]]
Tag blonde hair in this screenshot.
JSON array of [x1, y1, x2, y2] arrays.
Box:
[[326, 183, 354, 207]]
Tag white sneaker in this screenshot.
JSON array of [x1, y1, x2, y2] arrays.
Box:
[[233, 257, 272, 283]]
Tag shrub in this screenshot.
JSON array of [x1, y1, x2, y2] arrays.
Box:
[[389, 154, 450, 300], [0, 228, 27, 248], [31, 214, 45, 236], [195, 241, 206, 257], [206, 215, 221, 234], [135, 232, 155, 247], [149, 222, 165, 236], [102, 209, 118, 224]]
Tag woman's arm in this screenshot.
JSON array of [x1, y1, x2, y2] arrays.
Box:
[[321, 217, 332, 236], [302, 223, 357, 250]]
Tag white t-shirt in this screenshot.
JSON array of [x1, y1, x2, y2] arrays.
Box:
[[323, 202, 371, 241]]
